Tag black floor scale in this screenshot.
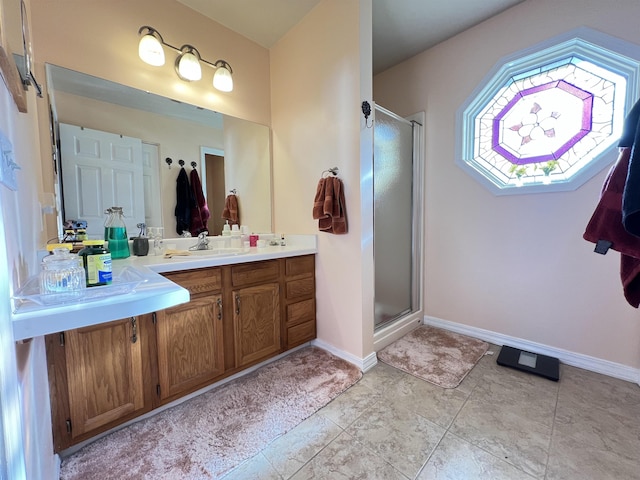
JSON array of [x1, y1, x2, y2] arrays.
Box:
[[496, 345, 560, 381]]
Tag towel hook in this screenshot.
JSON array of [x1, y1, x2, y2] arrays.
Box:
[[229, 188, 237, 194], [191, 161, 197, 169], [165, 157, 173, 169], [362, 101, 373, 128], [178, 159, 185, 167]]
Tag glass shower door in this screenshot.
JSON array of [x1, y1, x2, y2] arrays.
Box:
[[374, 105, 415, 330]]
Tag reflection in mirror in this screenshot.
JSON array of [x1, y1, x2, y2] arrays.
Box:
[[45, 64, 272, 240]]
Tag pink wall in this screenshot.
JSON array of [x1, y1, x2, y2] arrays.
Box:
[[374, 0, 640, 369], [271, 0, 374, 359]]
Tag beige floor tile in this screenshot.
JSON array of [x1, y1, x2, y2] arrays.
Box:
[[450, 397, 551, 478], [546, 431, 640, 480], [345, 401, 445, 478], [553, 396, 640, 462], [468, 370, 558, 428], [417, 432, 537, 479], [261, 414, 342, 479], [381, 373, 468, 428], [222, 452, 283, 480], [358, 361, 408, 393], [317, 382, 381, 429], [558, 365, 640, 415], [290, 431, 408, 480]]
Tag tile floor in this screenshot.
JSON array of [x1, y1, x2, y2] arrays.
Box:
[[222, 344, 640, 479]]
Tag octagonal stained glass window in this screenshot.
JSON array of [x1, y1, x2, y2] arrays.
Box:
[[456, 29, 640, 195]]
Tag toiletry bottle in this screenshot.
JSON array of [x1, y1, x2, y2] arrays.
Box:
[[222, 221, 231, 236]]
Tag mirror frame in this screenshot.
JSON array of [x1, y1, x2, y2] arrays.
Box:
[[0, 0, 26, 112]]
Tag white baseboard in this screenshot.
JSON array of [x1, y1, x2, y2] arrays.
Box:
[[311, 338, 378, 372], [55, 454, 61, 480], [424, 316, 640, 384]]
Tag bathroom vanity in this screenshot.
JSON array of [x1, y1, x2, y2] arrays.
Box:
[[12, 237, 317, 452]]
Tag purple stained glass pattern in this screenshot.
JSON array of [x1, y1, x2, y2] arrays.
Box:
[[467, 55, 624, 190], [491, 81, 593, 165]]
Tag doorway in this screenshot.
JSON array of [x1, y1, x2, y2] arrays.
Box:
[[373, 105, 423, 335], [199, 146, 226, 236]]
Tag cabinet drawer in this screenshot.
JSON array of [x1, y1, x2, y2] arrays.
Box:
[[287, 298, 315, 326], [231, 260, 279, 287], [286, 277, 314, 300], [285, 255, 314, 277], [287, 320, 316, 348], [163, 268, 222, 295]]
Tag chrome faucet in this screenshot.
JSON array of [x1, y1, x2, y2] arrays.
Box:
[[190, 231, 210, 251]]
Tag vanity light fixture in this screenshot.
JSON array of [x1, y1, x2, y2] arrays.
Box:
[[138, 26, 233, 92]]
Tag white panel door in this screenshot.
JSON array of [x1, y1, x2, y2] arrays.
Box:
[[142, 142, 162, 229], [60, 123, 145, 238]]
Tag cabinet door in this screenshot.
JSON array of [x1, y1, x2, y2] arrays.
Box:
[[233, 283, 281, 368], [64, 318, 145, 438], [155, 294, 225, 402]]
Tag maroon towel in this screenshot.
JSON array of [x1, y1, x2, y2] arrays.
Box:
[[189, 168, 210, 236], [583, 147, 640, 307]]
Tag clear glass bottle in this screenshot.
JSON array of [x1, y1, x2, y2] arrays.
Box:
[[40, 244, 86, 302], [103, 207, 114, 242], [105, 206, 130, 259]]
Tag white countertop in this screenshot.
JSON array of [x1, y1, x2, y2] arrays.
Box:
[[11, 235, 317, 341]]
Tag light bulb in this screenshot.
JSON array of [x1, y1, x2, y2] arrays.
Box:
[[213, 64, 233, 92], [176, 51, 202, 81], [138, 34, 165, 67]]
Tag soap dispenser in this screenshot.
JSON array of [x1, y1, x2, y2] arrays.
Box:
[[132, 223, 149, 256], [222, 221, 231, 236]]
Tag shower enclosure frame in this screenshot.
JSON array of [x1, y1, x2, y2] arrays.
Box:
[[372, 105, 425, 351]]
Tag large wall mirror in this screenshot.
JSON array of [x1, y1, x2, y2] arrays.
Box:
[[46, 64, 273, 240]]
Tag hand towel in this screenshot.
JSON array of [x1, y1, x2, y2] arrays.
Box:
[[222, 194, 240, 225], [331, 177, 348, 234], [174, 167, 194, 235], [313, 176, 347, 234], [189, 168, 210, 236], [313, 178, 327, 220]]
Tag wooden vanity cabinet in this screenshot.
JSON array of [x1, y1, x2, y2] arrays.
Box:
[[230, 260, 281, 368], [283, 255, 316, 348], [154, 268, 225, 405], [46, 255, 316, 453], [45, 316, 155, 452]]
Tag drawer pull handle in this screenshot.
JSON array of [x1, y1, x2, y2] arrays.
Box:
[[131, 317, 138, 344], [235, 294, 240, 314], [217, 298, 223, 320]]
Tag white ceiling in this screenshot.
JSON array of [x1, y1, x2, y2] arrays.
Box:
[[178, 0, 526, 74]]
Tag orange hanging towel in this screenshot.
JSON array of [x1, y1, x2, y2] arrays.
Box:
[[312, 176, 347, 234], [222, 193, 240, 225]]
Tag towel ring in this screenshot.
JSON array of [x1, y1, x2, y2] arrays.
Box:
[[322, 167, 339, 177]]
